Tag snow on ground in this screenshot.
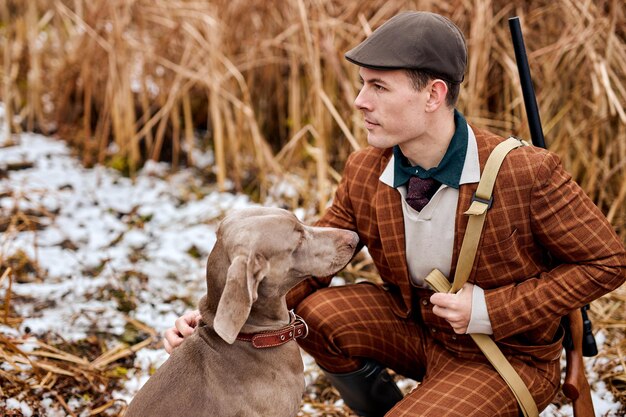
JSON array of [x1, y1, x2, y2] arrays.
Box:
[[0, 127, 622, 416]]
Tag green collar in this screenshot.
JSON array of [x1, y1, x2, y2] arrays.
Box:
[[393, 109, 468, 189]]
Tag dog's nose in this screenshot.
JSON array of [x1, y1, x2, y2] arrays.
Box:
[[341, 230, 359, 249]]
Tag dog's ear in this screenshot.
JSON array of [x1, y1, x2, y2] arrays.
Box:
[[213, 252, 269, 344]]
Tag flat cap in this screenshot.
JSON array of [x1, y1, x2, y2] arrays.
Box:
[[345, 11, 467, 83]]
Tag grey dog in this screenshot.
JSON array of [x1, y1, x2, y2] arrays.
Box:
[[125, 207, 359, 417]]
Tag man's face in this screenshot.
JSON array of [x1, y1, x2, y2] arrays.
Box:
[[354, 67, 430, 149]]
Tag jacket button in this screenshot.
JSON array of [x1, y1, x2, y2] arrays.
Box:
[[422, 299, 428, 306], [452, 335, 457, 340]]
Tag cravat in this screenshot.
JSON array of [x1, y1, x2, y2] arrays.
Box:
[[405, 176, 440, 212]]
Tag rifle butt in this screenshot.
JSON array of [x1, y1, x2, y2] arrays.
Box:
[[563, 309, 595, 417]]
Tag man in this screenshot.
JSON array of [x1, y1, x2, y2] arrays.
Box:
[[165, 11, 626, 416]]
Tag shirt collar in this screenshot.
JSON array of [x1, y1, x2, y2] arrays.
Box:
[[380, 117, 480, 188], [392, 109, 468, 189]]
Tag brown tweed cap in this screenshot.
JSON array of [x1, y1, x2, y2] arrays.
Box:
[[345, 11, 467, 84]]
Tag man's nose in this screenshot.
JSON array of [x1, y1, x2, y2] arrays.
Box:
[[354, 87, 370, 111]]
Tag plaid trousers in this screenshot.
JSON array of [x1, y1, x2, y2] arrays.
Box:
[[295, 282, 560, 417]]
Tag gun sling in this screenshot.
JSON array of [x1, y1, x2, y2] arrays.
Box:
[[425, 137, 539, 417]]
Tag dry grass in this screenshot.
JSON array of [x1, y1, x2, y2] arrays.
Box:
[[1, 0, 625, 415], [0, 321, 156, 417], [590, 285, 626, 406], [0, 0, 624, 228]]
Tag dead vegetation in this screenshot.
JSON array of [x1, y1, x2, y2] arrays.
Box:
[[1, 0, 625, 224], [1, 0, 625, 415]]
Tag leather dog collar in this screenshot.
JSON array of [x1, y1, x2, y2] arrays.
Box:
[[236, 310, 309, 349]]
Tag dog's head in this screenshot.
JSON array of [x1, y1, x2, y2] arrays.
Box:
[[210, 207, 359, 344]]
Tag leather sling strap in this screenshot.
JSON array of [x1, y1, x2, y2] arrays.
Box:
[[426, 269, 539, 417], [450, 137, 528, 294], [425, 137, 539, 417]]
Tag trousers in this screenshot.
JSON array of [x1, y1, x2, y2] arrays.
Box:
[[294, 282, 560, 417]]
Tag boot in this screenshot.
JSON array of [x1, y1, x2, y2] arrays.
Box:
[[323, 361, 403, 417]]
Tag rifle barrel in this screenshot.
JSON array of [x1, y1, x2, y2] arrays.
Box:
[[508, 17, 546, 149]]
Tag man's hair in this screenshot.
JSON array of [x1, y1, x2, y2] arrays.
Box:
[[405, 69, 460, 108]]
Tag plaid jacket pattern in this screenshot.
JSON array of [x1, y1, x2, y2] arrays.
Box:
[[288, 127, 626, 361]]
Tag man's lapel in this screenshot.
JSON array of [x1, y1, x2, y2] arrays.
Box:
[[375, 154, 413, 315]]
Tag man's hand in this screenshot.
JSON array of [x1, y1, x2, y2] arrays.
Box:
[[163, 310, 202, 354], [429, 283, 474, 334]]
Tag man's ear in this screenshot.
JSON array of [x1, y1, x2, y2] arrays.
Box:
[[213, 253, 269, 344], [425, 79, 448, 112]]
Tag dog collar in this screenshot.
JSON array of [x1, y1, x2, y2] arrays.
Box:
[[236, 310, 309, 349]]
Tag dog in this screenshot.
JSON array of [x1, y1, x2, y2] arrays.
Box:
[[125, 207, 359, 417]]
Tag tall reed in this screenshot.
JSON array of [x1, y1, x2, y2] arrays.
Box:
[[1, 0, 624, 238]]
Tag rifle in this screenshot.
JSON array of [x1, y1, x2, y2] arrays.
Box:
[[508, 16, 596, 417]]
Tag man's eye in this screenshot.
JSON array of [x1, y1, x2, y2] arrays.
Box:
[[374, 84, 385, 91]]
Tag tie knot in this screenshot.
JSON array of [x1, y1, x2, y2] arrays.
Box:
[[405, 176, 440, 212]]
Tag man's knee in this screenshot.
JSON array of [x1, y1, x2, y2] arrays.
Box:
[[295, 289, 339, 339], [294, 289, 341, 355], [294, 287, 369, 373], [294, 290, 328, 330]]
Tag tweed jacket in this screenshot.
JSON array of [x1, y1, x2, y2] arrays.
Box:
[[288, 126, 626, 362]]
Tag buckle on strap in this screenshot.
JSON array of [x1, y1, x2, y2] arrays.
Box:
[[471, 192, 493, 209], [292, 311, 309, 339], [465, 192, 493, 216], [283, 310, 309, 340]]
